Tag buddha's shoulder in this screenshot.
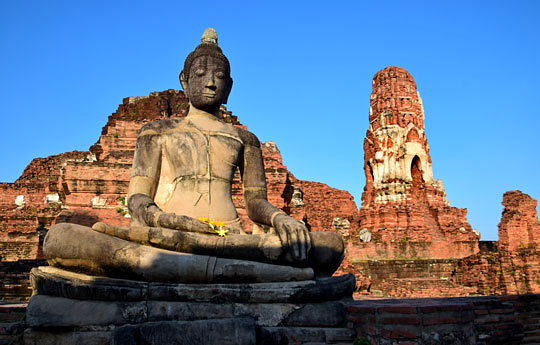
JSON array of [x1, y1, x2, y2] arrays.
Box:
[[138, 118, 186, 136], [235, 127, 260, 147]]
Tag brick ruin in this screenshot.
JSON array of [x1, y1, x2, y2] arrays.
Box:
[[343, 66, 540, 298], [352, 66, 479, 260], [1, 69, 540, 302]]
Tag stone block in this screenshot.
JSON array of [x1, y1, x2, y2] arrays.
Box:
[[149, 273, 355, 303], [26, 295, 147, 327], [24, 329, 112, 345], [31, 266, 148, 301], [110, 318, 256, 345], [147, 301, 235, 322], [31, 266, 355, 303], [259, 327, 356, 345], [282, 301, 346, 327]]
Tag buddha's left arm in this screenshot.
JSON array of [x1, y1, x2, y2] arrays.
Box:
[[239, 130, 311, 262]]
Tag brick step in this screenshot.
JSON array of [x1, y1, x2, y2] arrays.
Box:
[[523, 327, 540, 337], [372, 277, 468, 298], [521, 336, 540, 344], [524, 318, 540, 327], [303, 343, 355, 345], [0, 304, 27, 324], [259, 327, 356, 345], [0, 333, 23, 345], [0, 314, 25, 323], [0, 290, 32, 302], [0, 321, 25, 335]]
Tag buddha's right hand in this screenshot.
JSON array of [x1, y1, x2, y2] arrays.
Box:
[[128, 193, 212, 234], [156, 213, 214, 234]]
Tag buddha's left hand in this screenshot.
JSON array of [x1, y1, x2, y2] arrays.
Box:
[[272, 213, 311, 263]]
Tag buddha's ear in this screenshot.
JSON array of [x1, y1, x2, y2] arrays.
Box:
[[179, 71, 189, 99], [222, 77, 233, 104]]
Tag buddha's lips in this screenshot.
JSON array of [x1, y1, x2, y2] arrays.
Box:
[[203, 92, 216, 98]]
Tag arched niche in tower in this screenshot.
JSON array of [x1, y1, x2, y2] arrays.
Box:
[[411, 155, 424, 186], [406, 128, 421, 143], [365, 161, 374, 186]]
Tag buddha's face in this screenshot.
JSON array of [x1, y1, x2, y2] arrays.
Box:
[[183, 55, 231, 112]]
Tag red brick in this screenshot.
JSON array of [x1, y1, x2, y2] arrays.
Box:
[[380, 316, 420, 325], [347, 314, 376, 323], [360, 325, 379, 336], [420, 304, 461, 313], [378, 306, 417, 314], [348, 305, 376, 314], [490, 308, 513, 314], [423, 316, 463, 326], [382, 329, 419, 339], [498, 295, 518, 301], [476, 316, 501, 324]]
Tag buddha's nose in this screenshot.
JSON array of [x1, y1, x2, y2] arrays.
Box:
[[206, 79, 216, 90]]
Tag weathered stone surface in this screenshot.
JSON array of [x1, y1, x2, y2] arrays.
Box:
[[24, 329, 112, 345], [26, 293, 351, 329], [148, 300, 316, 328], [147, 301, 236, 322], [149, 274, 355, 303], [31, 266, 148, 301], [31, 266, 354, 303], [259, 326, 356, 345], [110, 318, 256, 345], [282, 301, 346, 327], [26, 295, 147, 327]]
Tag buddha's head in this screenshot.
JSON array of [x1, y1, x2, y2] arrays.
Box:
[[180, 28, 233, 113]]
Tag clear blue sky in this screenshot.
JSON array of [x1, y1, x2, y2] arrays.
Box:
[[1, 1, 539, 240]]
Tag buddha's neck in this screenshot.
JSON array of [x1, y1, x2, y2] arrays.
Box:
[[187, 105, 220, 120]]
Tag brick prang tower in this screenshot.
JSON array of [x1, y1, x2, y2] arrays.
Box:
[[357, 66, 479, 256]]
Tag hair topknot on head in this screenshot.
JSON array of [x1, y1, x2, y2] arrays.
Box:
[[181, 28, 230, 81]]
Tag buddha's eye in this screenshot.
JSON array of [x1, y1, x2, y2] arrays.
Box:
[[215, 71, 225, 79], [194, 68, 205, 77]]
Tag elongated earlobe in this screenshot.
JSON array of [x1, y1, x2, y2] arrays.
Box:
[[223, 78, 233, 104], [179, 71, 189, 99]]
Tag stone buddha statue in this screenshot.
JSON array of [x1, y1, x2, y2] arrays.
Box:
[[44, 29, 344, 284]]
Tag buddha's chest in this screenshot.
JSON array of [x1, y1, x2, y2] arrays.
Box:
[[162, 130, 243, 180]]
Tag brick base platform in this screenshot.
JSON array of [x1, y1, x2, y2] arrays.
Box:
[[2, 294, 539, 344], [349, 294, 540, 345]]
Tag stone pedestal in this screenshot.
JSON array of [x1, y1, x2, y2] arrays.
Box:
[[24, 267, 356, 345]]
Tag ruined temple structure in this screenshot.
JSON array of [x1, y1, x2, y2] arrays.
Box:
[[352, 66, 480, 260], [1, 71, 540, 301], [341, 66, 540, 298]]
